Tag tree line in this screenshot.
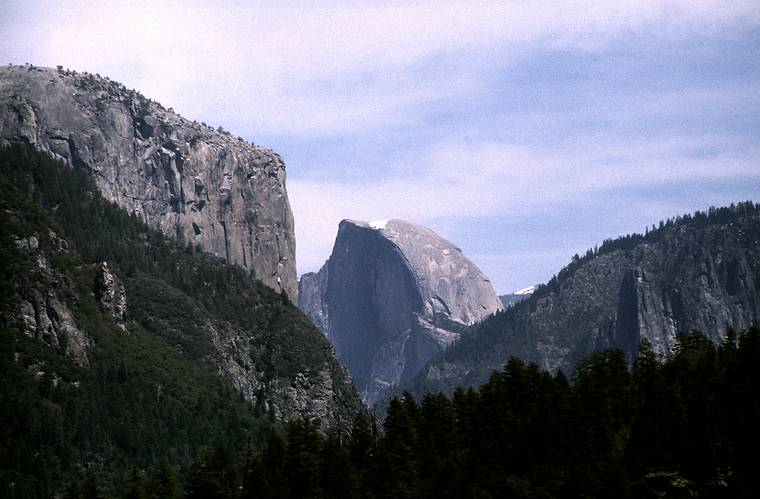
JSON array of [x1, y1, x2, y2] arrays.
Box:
[[110, 327, 758, 499]]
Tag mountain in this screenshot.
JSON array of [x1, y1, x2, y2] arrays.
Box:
[[498, 284, 536, 308], [0, 144, 362, 494], [413, 203, 760, 395], [298, 265, 330, 335], [0, 64, 296, 300], [299, 219, 503, 403]]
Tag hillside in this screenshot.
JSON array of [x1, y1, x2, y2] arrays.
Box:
[[0, 144, 361, 497], [412, 202, 760, 395]]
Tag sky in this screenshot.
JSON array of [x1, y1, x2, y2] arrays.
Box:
[[2, 0, 759, 293]]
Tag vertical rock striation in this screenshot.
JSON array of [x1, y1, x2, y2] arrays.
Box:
[[96, 262, 128, 326], [0, 65, 297, 300], [299, 219, 503, 403]]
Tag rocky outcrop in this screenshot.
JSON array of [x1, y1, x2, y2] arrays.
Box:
[[414, 203, 760, 395], [9, 231, 91, 367], [0, 65, 296, 300], [1, 143, 362, 426], [298, 265, 330, 334], [123, 269, 361, 423], [199, 312, 357, 422], [96, 262, 127, 326], [125, 273, 359, 423], [299, 219, 503, 403]]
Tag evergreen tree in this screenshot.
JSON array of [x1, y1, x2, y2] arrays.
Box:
[[124, 466, 147, 499], [147, 458, 180, 499], [382, 394, 423, 498], [283, 418, 324, 499]]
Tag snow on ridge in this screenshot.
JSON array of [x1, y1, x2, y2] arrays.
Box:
[[513, 285, 537, 295], [369, 219, 390, 230]]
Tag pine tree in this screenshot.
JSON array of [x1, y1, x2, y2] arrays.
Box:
[[283, 418, 324, 499]]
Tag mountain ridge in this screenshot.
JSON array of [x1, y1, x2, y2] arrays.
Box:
[[411, 202, 760, 395], [499, 285, 536, 308]]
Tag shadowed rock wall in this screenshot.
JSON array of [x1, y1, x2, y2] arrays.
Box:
[[300, 219, 503, 403]]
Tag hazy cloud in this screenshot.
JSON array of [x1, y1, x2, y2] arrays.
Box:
[[290, 134, 760, 275], [3, 0, 759, 136], [2, 0, 759, 291]]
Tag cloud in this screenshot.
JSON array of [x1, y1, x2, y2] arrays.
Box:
[[2, 1, 758, 290], [290, 133, 760, 274], [2, 1, 759, 137]]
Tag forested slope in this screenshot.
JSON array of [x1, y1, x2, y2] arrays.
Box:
[[96, 327, 758, 498], [0, 144, 360, 497], [414, 202, 760, 395]]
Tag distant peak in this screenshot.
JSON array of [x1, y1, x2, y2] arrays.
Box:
[[513, 285, 537, 295]]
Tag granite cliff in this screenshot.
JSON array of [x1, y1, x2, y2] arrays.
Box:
[[299, 219, 503, 403], [414, 203, 760, 395], [298, 264, 330, 334], [0, 65, 296, 300]]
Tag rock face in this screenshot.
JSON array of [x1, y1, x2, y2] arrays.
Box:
[[127, 276, 359, 423], [299, 219, 503, 402], [415, 203, 760, 395], [1, 143, 361, 424], [0, 65, 296, 300], [96, 262, 127, 326], [9, 231, 91, 367], [298, 265, 330, 334]]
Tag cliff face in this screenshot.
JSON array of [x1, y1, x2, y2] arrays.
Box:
[[299, 219, 503, 403], [415, 204, 760, 394], [298, 266, 330, 334], [0, 65, 296, 300]]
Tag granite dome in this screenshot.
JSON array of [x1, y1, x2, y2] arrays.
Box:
[[300, 218, 502, 403]]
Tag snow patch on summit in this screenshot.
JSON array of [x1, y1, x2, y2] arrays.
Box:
[[369, 219, 390, 230]]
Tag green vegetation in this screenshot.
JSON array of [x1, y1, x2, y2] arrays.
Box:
[[1, 144, 757, 497], [0, 144, 343, 384], [0, 144, 356, 497], [0, 144, 278, 497], [88, 327, 757, 499], [425, 198, 760, 387], [249, 328, 760, 498]]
